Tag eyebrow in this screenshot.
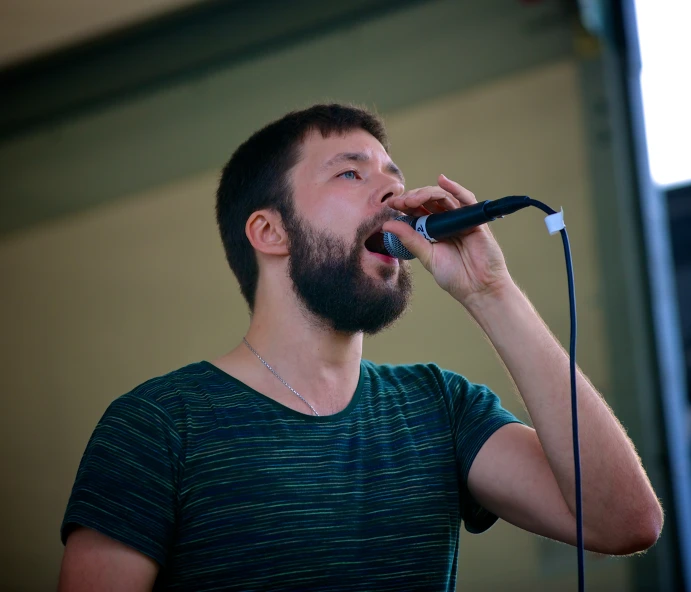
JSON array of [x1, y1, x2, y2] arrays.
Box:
[[321, 152, 405, 184]]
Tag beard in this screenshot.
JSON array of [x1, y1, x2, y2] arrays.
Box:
[[281, 207, 413, 335]]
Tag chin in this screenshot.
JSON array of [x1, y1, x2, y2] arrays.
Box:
[[362, 250, 399, 278]]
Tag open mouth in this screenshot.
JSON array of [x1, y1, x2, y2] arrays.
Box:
[[364, 230, 393, 257]]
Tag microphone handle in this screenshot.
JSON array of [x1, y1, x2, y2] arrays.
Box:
[[417, 201, 494, 241], [382, 196, 532, 260]]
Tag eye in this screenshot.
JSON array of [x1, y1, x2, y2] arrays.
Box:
[[338, 170, 359, 180]]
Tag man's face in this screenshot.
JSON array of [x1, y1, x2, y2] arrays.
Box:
[[283, 129, 412, 334]]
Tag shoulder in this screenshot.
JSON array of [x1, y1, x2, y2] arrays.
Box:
[[361, 359, 472, 395], [104, 362, 215, 435], [361, 359, 501, 418]]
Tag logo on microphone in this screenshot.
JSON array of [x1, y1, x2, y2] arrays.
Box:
[[414, 216, 437, 243]]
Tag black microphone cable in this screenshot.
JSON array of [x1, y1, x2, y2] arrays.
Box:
[[528, 197, 584, 592], [384, 196, 584, 591]]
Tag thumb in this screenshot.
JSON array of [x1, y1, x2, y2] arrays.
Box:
[[382, 219, 433, 268]]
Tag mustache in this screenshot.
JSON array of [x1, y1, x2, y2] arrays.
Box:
[[356, 207, 400, 243]]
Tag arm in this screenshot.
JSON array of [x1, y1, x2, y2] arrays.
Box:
[[383, 175, 662, 554], [58, 527, 158, 592], [465, 284, 661, 554]]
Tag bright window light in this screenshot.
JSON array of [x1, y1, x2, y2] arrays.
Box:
[[634, 0, 691, 188]]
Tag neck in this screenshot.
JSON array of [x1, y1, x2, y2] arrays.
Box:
[[246, 290, 364, 376], [214, 282, 363, 415]]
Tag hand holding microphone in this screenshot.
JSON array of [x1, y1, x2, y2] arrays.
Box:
[[381, 175, 518, 306]]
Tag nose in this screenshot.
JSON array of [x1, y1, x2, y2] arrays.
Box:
[[377, 178, 405, 206]]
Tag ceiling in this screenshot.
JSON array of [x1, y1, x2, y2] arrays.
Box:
[[0, 0, 575, 235], [0, 0, 205, 67]]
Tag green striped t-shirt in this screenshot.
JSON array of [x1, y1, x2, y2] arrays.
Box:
[[61, 360, 520, 591]]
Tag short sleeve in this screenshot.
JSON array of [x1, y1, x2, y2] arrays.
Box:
[[439, 368, 523, 534], [61, 390, 183, 566]]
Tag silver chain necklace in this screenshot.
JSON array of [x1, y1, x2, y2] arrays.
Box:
[[242, 337, 320, 416]]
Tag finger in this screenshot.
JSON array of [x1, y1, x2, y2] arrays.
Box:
[[398, 186, 456, 204], [438, 174, 477, 205], [419, 200, 448, 214], [402, 203, 443, 218], [381, 219, 433, 269], [409, 205, 434, 218], [413, 187, 460, 210], [388, 186, 459, 213]]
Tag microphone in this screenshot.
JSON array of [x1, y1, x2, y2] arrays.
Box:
[[383, 195, 532, 260]]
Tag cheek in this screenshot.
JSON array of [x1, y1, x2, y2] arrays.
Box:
[[296, 184, 365, 241], [315, 207, 362, 241]]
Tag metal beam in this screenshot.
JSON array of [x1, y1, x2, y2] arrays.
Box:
[[575, 1, 686, 588]]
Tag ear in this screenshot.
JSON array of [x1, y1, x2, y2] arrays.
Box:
[[245, 209, 290, 256]]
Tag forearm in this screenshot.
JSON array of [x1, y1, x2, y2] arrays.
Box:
[[464, 281, 662, 542]]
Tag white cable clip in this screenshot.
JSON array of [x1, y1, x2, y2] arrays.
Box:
[[544, 208, 565, 235]]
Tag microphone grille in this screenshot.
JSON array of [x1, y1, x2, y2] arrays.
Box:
[[382, 215, 416, 260]]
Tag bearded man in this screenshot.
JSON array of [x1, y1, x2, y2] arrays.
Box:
[[58, 104, 662, 591]]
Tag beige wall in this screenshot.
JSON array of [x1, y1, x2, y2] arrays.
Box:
[[0, 60, 631, 590]]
